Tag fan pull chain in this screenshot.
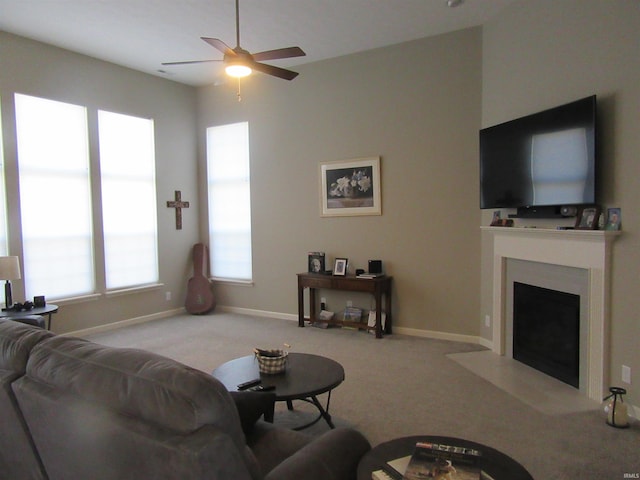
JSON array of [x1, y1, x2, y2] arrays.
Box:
[[236, 78, 242, 102]]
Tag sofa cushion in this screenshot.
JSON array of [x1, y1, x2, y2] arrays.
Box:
[[25, 336, 246, 444], [0, 320, 55, 373]]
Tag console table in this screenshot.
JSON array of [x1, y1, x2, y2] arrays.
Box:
[[297, 273, 392, 338]]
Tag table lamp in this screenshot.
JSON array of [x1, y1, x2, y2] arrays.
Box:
[[0, 256, 21, 311]]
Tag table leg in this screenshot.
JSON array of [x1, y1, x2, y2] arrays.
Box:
[[385, 288, 392, 334], [309, 287, 317, 324], [298, 284, 305, 327], [289, 392, 336, 431], [374, 289, 383, 338], [309, 394, 335, 429]]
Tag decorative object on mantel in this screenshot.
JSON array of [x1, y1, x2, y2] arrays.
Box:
[[320, 156, 381, 217], [575, 206, 601, 230], [490, 210, 514, 227], [166, 190, 190, 230], [603, 387, 629, 428], [605, 207, 621, 231]]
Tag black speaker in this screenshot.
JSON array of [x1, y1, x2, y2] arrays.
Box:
[[368, 260, 382, 274], [560, 206, 578, 217]]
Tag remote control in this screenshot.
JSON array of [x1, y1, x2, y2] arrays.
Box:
[[237, 378, 261, 390], [247, 384, 275, 392]]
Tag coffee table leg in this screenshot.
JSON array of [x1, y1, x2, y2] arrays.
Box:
[[309, 394, 335, 429]]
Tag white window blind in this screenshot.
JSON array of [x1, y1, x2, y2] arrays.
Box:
[[98, 110, 158, 289], [15, 94, 95, 299], [0, 103, 8, 256], [206, 122, 253, 281]]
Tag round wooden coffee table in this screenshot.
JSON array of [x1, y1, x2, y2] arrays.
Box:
[[357, 435, 533, 480], [212, 353, 344, 430]]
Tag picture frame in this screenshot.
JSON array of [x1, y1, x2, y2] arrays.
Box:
[[605, 207, 621, 231], [308, 252, 326, 273], [333, 258, 348, 276], [320, 156, 381, 217], [575, 206, 601, 230]]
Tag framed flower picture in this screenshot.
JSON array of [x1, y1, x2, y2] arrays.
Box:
[[319, 157, 381, 217]]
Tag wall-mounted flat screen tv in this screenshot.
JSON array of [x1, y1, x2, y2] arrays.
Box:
[[479, 95, 597, 214]]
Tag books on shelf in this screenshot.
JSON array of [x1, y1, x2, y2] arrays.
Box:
[[403, 441, 482, 480], [343, 306, 362, 322], [357, 272, 384, 278]]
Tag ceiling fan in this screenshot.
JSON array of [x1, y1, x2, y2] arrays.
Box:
[[162, 0, 306, 81]]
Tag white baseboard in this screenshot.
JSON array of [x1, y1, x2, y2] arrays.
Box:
[[65, 307, 186, 337], [392, 325, 480, 345], [216, 305, 298, 322]]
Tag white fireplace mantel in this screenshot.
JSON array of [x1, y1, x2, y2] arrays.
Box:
[[482, 226, 621, 401]]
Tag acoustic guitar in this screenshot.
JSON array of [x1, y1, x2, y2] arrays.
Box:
[[185, 243, 216, 314]]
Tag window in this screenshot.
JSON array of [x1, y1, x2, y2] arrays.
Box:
[[0, 102, 8, 256], [14, 94, 95, 299], [206, 122, 252, 281], [98, 110, 158, 289]]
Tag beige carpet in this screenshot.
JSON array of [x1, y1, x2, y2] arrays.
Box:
[[83, 312, 640, 480]]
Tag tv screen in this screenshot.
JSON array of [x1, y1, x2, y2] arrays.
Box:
[[479, 96, 596, 211]]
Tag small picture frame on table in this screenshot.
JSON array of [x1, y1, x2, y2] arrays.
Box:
[[605, 208, 621, 231], [333, 258, 348, 276], [575, 206, 601, 230], [308, 252, 326, 273]]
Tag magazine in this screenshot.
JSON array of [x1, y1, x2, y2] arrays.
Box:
[[403, 442, 482, 480]]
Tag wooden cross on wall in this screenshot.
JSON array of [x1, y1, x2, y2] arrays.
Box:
[[166, 190, 190, 230]]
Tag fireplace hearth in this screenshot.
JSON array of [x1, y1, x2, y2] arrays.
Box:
[[513, 282, 580, 388]]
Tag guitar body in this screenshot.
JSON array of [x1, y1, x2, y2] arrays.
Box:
[[185, 243, 216, 314]]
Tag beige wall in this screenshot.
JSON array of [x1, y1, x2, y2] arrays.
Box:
[[480, 0, 640, 407], [3, 0, 637, 408], [197, 28, 483, 339], [0, 31, 199, 332]]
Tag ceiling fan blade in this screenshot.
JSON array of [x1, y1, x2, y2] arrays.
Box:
[[201, 37, 236, 56], [249, 61, 299, 81], [161, 60, 221, 66], [252, 46, 306, 62]]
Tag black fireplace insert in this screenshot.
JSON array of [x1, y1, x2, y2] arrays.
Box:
[[513, 282, 580, 388]]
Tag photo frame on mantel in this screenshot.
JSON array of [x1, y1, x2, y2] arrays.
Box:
[[320, 157, 381, 217], [575, 206, 601, 230]]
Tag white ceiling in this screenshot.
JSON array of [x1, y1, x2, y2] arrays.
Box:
[[0, 0, 517, 87]]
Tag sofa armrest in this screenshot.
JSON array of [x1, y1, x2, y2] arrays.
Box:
[[264, 427, 370, 480]]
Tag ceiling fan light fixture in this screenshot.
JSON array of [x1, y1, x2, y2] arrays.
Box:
[[225, 63, 252, 78]]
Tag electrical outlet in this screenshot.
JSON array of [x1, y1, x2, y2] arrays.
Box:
[[346, 300, 353, 307], [484, 315, 491, 328], [622, 365, 631, 384], [165, 291, 171, 301]]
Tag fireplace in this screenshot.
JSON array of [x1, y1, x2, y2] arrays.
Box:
[[483, 226, 620, 401], [513, 282, 580, 388]]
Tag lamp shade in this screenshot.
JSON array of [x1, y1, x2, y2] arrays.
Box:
[[225, 63, 252, 78], [0, 256, 21, 280]]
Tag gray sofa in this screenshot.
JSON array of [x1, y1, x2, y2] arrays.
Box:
[[0, 320, 370, 480]]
